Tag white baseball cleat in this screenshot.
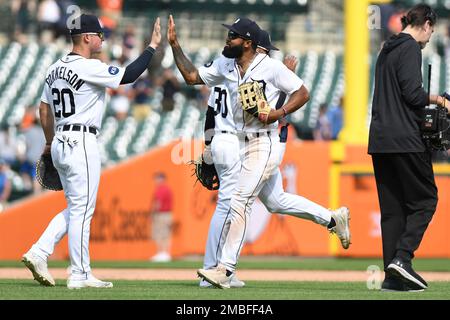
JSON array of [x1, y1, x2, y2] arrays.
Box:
[[22, 251, 55, 287], [329, 207, 351, 249], [150, 252, 172, 262], [67, 274, 113, 289], [200, 273, 245, 288], [197, 265, 232, 289]]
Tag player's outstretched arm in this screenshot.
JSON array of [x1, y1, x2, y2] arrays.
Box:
[[120, 17, 161, 84], [167, 15, 204, 85]]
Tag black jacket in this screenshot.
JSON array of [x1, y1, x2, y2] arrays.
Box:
[[368, 33, 429, 154]]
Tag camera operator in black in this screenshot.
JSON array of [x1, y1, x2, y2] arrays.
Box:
[[369, 4, 450, 292]]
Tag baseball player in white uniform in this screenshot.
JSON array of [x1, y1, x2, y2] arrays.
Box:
[[199, 30, 348, 288], [201, 84, 242, 288], [22, 14, 161, 289], [168, 16, 351, 289]]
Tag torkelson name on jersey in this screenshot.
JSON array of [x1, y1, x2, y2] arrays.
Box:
[[45, 66, 85, 91]]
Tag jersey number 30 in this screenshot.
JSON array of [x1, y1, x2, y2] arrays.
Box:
[[213, 87, 228, 118], [52, 88, 75, 118]]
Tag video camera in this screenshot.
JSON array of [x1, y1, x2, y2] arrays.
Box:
[[421, 92, 450, 151]]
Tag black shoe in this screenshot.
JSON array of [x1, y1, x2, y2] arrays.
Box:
[[381, 276, 424, 292], [381, 277, 406, 292], [387, 258, 428, 289]]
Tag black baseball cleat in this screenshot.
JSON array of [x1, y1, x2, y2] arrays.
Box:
[[386, 258, 428, 290]]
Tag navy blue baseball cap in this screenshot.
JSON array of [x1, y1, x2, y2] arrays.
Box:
[[258, 30, 279, 52], [69, 14, 104, 36], [222, 17, 261, 43]]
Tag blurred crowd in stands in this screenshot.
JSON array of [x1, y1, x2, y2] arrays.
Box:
[[0, 106, 46, 209], [313, 97, 343, 141], [8, 0, 126, 43], [0, 1, 449, 209]]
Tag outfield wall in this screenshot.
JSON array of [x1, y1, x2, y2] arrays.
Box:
[[0, 141, 449, 260]]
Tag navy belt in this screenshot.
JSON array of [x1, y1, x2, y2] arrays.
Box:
[[62, 125, 98, 135], [253, 131, 273, 138], [210, 130, 235, 143], [255, 131, 270, 138]]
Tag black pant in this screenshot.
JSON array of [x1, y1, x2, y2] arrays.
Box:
[[371, 152, 438, 270]]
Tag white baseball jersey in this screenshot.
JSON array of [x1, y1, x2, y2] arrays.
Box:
[[41, 54, 125, 130], [208, 85, 236, 133], [30, 53, 126, 283], [199, 53, 304, 133]]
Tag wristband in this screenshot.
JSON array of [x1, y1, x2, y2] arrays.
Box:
[[282, 106, 288, 117]]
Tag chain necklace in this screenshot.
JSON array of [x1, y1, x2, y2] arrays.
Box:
[[237, 52, 258, 77]]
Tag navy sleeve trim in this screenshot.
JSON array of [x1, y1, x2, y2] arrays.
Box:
[[120, 46, 156, 84], [204, 106, 215, 146]]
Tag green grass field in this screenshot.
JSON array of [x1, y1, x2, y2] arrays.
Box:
[[1, 258, 449, 300], [1, 257, 450, 271], [1, 280, 450, 300]]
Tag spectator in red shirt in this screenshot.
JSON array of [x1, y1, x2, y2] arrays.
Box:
[[150, 172, 173, 262]]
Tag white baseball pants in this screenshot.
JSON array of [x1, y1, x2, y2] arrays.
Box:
[[203, 132, 332, 271], [31, 128, 100, 280]]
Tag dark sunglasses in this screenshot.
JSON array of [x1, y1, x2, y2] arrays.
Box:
[[85, 32, 104, 41], [227, 30, 248, 41]]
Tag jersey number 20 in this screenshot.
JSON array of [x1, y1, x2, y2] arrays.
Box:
[[52, 88, 75, 118]]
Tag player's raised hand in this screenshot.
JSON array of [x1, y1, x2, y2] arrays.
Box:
[[150, 17, 161, 49], [167, 15, 178, 46], [283, 55, 298, 72]]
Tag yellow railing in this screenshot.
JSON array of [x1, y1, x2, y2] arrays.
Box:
[[328, 160, 450, 255]]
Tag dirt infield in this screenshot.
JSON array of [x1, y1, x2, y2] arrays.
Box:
[[2, 268, 450, 282]]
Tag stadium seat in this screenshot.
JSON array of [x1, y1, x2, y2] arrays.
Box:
[[131, 112, 161, 154], [1, 39, 448, 201], [98, 116, 119, 164], [113, 117, 138, 160]]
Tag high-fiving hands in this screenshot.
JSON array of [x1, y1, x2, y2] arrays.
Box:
[[150, 17, 161, 49], [167, 15, 178, 47]]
